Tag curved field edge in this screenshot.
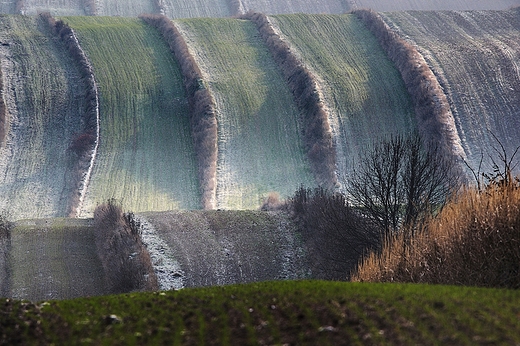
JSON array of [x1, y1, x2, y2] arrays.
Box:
[[63, 16, 200, 215], [0, 15, 86, 219], [4, 281, 519, 344], [381, 9, 520, 173], [175, 17, 314, 209], [268, 13, 416, 189]]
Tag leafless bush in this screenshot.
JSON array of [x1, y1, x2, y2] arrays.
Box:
[[94, 200, 158, 294], [353, 9, 461, 160], [242, 12, 337, 189], [288, 187, 381, 280], [260, 192, 285, 211], [140, 14, 218, 209]]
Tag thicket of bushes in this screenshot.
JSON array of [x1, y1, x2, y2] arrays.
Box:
[[140, 14, 218, 210], [0, 215, 11, 297], [242, 12, 337, 189], [353, 182, 520, 289], [39, 13, 100, 217], [94, 200, 158, 293], [353, 9, 462, 159]]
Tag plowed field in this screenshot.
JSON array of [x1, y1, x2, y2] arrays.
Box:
[[383, 9, 520, 172]]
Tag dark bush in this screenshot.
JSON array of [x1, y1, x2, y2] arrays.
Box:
[[94, 200, 158, 294], [288, 187, 380, 280]]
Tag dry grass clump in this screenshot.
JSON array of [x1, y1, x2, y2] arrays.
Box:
[[353, 183, 520, 288], [94, 200, 158, 293], [140, 14, 218, 209], [242, 12, 337, 189]]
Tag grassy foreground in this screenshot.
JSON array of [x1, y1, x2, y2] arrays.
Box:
[[2, 281, 519, 345]]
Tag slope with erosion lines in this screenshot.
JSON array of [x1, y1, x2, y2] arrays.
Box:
[[269, 14, 416, 189], [240, 0, 348, 15], [351, 0, 520, 11], [161, 0, 231, 19], [175, 18, 314, 209], [6, 218, 106, 301], [139, 210, 308, 288], [64, 17, 200, 215], [0, 15, 86, 220], [383, 9, 520, 173]]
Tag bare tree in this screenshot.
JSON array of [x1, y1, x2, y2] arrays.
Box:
[[347, 134, 461, 240]]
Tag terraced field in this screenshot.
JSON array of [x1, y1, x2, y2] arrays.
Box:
[[0, 15, 85, 219], [269, 14, 416, 189], [383, 9, 520, 172], [64, 17, 200, 215], [18, 0, 85, 15], [7, 218, 105, 301], [176, 18, 314, 209]]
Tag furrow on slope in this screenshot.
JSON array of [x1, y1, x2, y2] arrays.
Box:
[[175, 18, 314, 209], [0, 15, 86, 219], [16, 0, 86, 15], [95, 0, 155, 16], [64, 17, 200, 215], [383, 9, 520, 173], [350, 0, 520, 11], [269, 14, 416, 190], [161, 0, 231, 19], [240, 0, 348, 15]]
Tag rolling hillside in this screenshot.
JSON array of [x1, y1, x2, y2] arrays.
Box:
[[382, 9, 520, 173], [175, 18, 314, 209], [269, 14, 416, 189], [64, 17, 200, 215], [351, 0, 520, 11], [0, 15, 86, 219]]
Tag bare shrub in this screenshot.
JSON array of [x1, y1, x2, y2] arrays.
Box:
[[242, 12, 337, 189], [260, 192, 285, 211], [94, 200, 158, 294], [353, 9, 463, 159], [288, 187, 381, 280], [140, 14, 218, 209], [353, 182, 520, 289]]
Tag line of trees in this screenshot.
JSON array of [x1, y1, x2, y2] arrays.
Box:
[[39, 13, 100, 217], [352, 9, 464, 160], [94, 200, 158, 293], [140, 14, 218, 210], [242, 12, 337, 189]]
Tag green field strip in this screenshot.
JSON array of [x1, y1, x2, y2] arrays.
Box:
[[9, 218, 106, 301], [175, 18, 314, 209], [162, 0, 231, 19], [241, 0, 348, 15], [270, 14, 416, 189], [0, 15, 86, 219], [64, 17, 200, 215], [19, 0, 86, 15], [383, 9, 520, 173], [96, 0, 155, 17]]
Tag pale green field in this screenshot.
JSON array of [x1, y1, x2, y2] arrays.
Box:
[[64, 17, 200, 215], [175, 18, 314, 209], [0, 15, 85, 219], [383, 9, 520, 173], [270, 14, 416, 188], [9, 218, 106, 301]]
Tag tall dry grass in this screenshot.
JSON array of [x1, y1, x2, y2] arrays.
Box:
[[140, 14, 218, 209], [242, 12, 337, 189], [352, 183, 520, 289], [94, 200, 158, 294]]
